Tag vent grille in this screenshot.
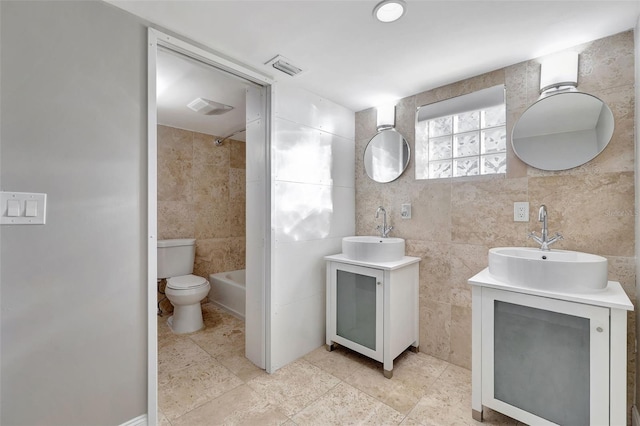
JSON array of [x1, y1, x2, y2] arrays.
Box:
[[187, 98, 233, 115], [264, 55, 303, 77]]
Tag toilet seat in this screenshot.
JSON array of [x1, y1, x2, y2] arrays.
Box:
[[167, 274, 208, 290]]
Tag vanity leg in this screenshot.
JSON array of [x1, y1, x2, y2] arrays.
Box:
[[472, 408, 483, 422], [410, 345, 419, 353], [383, 357, 393, 379], [325, 343, 335, 352]]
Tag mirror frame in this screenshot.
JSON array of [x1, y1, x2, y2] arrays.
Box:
[[363, 128, 411, 183]]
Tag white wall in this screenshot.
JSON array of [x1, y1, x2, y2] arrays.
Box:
[[0, 1, 147, 424], [269, 84, 355, 371]]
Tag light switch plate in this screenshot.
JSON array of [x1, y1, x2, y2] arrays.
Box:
[[1, 192, 47, 225]]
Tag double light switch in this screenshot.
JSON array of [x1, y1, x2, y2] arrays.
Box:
[[1, 192, 47, 225]]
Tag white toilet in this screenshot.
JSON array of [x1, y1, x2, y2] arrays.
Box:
[[157, 238, 210, 334]]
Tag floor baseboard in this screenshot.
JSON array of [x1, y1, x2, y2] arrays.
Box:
[[120, 414, 147, 426]]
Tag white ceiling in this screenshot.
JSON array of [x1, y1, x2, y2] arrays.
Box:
[[108, 0, 639, 133], [156, 48, 250, 139]]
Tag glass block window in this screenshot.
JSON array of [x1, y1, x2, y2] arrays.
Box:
[[415, 86, 507, 180]]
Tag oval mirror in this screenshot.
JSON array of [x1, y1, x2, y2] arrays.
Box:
[[512, 91, 614, 171], [364, 129, 410, 183]]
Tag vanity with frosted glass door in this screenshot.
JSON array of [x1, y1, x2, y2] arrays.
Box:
[[325, 254, 420, 378], [469, 269, 633, 425]]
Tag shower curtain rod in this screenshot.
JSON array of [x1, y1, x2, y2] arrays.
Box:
[[215, 128, 246, 146]]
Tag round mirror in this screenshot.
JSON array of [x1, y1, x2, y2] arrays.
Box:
[[512, 91, 614, 171], [364, 129, 410, 183]]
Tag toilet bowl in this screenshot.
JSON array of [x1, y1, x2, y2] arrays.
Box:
[[158, 239, 209, 334], [165, 275, 210, 333]]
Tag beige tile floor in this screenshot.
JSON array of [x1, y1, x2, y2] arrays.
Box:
[[158, 303, 523, 425]]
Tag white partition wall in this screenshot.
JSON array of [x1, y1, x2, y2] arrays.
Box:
[[269, 84, 355, 371], [246, 85, 269, 369]]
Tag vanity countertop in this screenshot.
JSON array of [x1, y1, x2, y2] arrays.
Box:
[[469, 268, 633, 311], [325, 254, 420, 271]]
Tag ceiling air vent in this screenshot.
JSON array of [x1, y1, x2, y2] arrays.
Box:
[[264, 55, 303, 77], [187, 98, 234, 115]]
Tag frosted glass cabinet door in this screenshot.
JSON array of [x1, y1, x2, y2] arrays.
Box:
[[481, 288, 609, 425], [329, 263, 384, 362], [336, 270, 377, 349]]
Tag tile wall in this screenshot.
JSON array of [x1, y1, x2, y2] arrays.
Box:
[[355, 31, 636, 415], [157, 125, 246, 311], [269, 84, 356, 371]]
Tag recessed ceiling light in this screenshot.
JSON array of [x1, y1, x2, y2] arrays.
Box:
[[373, 0, 407, 23]]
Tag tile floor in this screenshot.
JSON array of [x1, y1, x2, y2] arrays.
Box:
[[158, 303, 522, 425]]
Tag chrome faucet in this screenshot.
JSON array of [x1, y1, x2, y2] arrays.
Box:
[[529, 204, 563, 251], [375, 206, 393, 238]]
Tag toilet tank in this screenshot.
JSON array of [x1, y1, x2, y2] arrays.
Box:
[[157, 239, 196, 279]]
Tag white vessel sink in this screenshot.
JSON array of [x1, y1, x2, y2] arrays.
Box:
[[342, 236, 405, 263], [488, 247, 608, 292]]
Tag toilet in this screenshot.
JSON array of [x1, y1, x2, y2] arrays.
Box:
[[157, 238, 210, 334]]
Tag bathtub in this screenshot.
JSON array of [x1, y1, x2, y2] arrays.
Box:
[[209, 269, 245, 320]]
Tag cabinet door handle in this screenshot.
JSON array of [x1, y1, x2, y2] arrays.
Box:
[[596, 326, 604, 333], [377, 281, 382, 286]]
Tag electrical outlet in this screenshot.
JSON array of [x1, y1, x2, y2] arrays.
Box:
[[514, 202, 529, 222], [401, 203, 411, 219]]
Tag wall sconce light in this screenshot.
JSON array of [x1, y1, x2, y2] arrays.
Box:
[[376, 104, 396, 131], [540, 51, 579, 93]]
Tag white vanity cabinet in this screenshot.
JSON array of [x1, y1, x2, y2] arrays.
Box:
[[469, 269, 633, 425], [325, 254, 420, 378]]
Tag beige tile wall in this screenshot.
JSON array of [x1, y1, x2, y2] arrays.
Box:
[[157, 125, 246, 311], [355, 31, 636, 414]]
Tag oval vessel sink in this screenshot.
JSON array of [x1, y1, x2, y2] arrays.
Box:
[[342, 236, 405, 262], [488, 247, 608, 291]]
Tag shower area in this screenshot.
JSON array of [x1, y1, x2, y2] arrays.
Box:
[[155, 48, 249, 319]]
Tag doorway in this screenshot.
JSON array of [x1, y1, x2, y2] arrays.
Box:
[[147, 29, 272, 425]]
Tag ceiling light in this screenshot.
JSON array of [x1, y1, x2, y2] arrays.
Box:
[[373, 0, 406, 23], [187, 98, 233, 115], [264, 55, 304, 77]]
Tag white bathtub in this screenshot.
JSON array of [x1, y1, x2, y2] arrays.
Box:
[[209, 269, 245, 320]]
